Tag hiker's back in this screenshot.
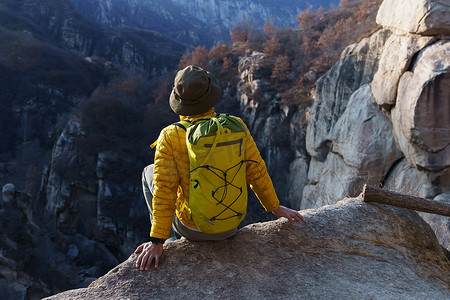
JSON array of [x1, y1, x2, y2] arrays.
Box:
[[177, 114, 250, 233]]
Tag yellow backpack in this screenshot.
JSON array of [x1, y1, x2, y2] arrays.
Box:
[[175, 114, 254, 234]]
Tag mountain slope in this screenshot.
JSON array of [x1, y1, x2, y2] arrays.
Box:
[[69, 0, 341, 46]]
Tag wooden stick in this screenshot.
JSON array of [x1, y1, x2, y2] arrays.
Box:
[[362, 185, 450, 217]]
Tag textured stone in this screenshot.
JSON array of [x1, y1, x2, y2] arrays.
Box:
[[391, 40, 450, 171], [331, 85, 402, 177], [303, 85, 402, 209], [376, 0, 450, 35], [420, 192, 450, 251], [237, 51, 294, 203], [286, 107, 310, 209], [383, 158, 435, 198], [306, 29, 392, 160], [371, 34, 436, 107], [381, 158, 450, 250], [46, 198, 450, 299], [303, 1, 449, 253], [96, 151, 119, 179], [286, 155, 308, 210], [45, 120, 91, 228], [1, 183, 15, 204], [301, 152, 364, 209]]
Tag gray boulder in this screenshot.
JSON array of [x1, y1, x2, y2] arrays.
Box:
[[371, 34, 436, 108], [391, 40, 450, 171], [376, 0, 450, 35], [45, 198, 450, 299]]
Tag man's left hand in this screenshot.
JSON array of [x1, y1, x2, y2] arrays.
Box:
[[272, 205, 305, 225]]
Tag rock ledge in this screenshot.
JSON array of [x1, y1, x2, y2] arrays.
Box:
[[46, 198, 450, 299]]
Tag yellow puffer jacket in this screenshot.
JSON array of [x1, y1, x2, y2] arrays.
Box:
[[150, 108, 280, 240]]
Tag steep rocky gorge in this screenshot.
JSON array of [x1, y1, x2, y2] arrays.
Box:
[[1, 0, 449, 298], [236, 51, 309, 208], [0, 0, 189, 191]]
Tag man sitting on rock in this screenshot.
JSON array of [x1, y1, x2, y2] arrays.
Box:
[[135, 65, 305, 271]]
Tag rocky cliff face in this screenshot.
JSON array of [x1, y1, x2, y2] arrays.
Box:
[[45, 198, 450, 299], [8, 0, 188, 77], [2, 0, 449, 298], [302, 0, 450, 251], [168, 0, 330, 28], [41, 119, 150, 255], [0, 2, 183, 297], [236, 51, 309, 207], [1, 119, 151, 299], [0, 0, 188, 185], [1, 181, 125, 299], [69, 0, 340, 46]]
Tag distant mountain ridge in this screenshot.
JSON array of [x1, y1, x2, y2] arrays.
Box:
[[0, 0, 189, 76], [69, 0, 340, 46]]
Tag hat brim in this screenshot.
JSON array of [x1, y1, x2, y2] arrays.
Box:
[[169, 71, 221, 116]]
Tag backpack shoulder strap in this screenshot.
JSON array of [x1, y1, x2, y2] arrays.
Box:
[[150, 120, 193, 148], [173, 120, 193, 131]]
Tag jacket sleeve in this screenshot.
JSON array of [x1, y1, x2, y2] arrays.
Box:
[[150, 128, 179, 240], [242, 121, 280, 212]]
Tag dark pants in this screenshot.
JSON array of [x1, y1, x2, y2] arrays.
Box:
[[142, 164, 237, 241]]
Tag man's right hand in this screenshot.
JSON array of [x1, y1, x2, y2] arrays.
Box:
[[134, 242, 164, 271]]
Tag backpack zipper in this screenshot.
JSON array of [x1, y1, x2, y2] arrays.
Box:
[[204, 138, 243, 156]]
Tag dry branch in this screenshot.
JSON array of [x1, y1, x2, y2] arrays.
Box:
[[362, 185, 450, 217]]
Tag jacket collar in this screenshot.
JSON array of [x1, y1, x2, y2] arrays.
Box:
[[179, 108, 216, 122]]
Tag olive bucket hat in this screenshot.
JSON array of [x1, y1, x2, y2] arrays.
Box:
[[169, 65, 221, 116]]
